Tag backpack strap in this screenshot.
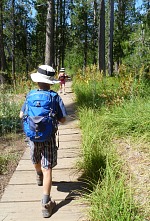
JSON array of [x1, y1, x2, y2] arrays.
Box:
[[49, 90, 59, 115]]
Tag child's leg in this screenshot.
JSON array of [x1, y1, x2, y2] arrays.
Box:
[[29, 139, 56, 217], [42, 167, 52, 197], [29, 141, 43, 185], [60, 82, 62, 93], [63, 83, 66, 94], [34, 162, 42, 172], [41, 139, 57, 217]]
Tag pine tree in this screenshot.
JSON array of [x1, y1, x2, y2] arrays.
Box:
[[108, 0, 114, 76], [98, 0, 105, 74], [45, 0, 55, 66], [0, 0, 6, 72]]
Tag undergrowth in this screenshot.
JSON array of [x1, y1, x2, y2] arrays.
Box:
[[73, 65, 149, 220]]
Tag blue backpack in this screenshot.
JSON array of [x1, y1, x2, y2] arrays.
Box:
[[22, 89, 58, 142]]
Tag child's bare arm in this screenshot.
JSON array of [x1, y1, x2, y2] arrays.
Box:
[[19, 111, 24, 119]]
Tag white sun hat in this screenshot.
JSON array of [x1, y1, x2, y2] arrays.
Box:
[[31, 65, 60, 84]]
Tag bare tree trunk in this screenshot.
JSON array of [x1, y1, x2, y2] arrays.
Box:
[[108, 0, 114, 76], [117, 0, 125, 65], [45, 0, 55, 67], [0, 0, 6, 71], [55, 0, 59, 68], [93, 0, 97, 65], [98, 0, 105, 75], [61, 0, 66, 68], [83, 10, 88, 69], [12, 0, 16, 86]]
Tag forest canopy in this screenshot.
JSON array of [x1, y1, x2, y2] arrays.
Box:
[[0, 0, 149, 83]]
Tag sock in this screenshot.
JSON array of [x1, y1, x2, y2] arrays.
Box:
[[37, 171, 43, 176], [43, 195, 51, 204]]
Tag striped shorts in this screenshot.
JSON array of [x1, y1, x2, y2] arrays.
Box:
[[28, 137, 57, 169]]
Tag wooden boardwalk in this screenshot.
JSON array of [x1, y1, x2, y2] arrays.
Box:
[[0, 81, 87, 221]]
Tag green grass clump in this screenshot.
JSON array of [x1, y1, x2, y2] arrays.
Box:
[[0, 155, 9, 174], [0, 152, 19, 175], [102, 98, 150, 140], [87, 162, 141, 221], [77, 107, 142, 220], [0, 89, 22, 136]]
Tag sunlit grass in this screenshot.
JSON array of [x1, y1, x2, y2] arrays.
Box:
[[0, 89, 22, 136], [73, 69, 149, 220]]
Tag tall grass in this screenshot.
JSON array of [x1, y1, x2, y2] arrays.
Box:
[[73, 67, 149, 220], [0, 87, 22, 136], [0, 152, 20, 175], [78, 108, 143, 220], [87, 163, 141, 221], [103, 98, 150, 140]]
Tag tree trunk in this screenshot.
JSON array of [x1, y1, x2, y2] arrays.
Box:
[[0, 0, 6, 72], [83, 2, 88, 69], [108, 0, 114, 76], [55, 0, 59, 68], [61, 0, 66, 68], [98, 0, 105, 75], [93, 0, 97, 65], [117, 0, 125, 65], [45, 0, 55, 67], [12, 0, 16, 86]]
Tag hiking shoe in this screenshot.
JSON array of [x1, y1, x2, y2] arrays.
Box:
[[42, 199, 56, 218], [36, 173, 43, 186]]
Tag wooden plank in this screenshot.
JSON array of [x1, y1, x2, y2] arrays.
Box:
[[0, 201, 87, 221], [1, 181, 84, 202], [9, 169, 83, 185]]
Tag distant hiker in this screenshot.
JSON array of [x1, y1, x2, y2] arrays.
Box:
[[58, 67, 67, 95], [19, 65, 67, 218]]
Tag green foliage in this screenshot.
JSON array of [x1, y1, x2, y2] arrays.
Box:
[[0, 154, 10, 174], [73, 68, 149, 220], [0, 88, 22, 136], [73, 65, 150, 109], [77, 106, 143, 220], [122, 23, 150, 78], [1, 0, 150, 79], [3, 0, 35, 74], [87, 163, 142, 221], [0, 151, 21, 175], [104, 98, 150, 140], [77, 108, 108, 182]]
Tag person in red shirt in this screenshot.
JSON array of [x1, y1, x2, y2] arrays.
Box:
[[58, 68, 67, 94]]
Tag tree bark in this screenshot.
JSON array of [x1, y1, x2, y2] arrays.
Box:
[[12, 0, 16, 86], [61, 0, 66, 68], [108, 0, 114, 76], [98, 0, 105, 75], [93, 0, 97, 65], [45, 0, 55, 67], [83, 3, 88, 69], [0, 0, 6, 71]]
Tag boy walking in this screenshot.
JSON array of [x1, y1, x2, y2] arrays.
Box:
[[20, 65, 67, 218], [58, 68, 67, 94]]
